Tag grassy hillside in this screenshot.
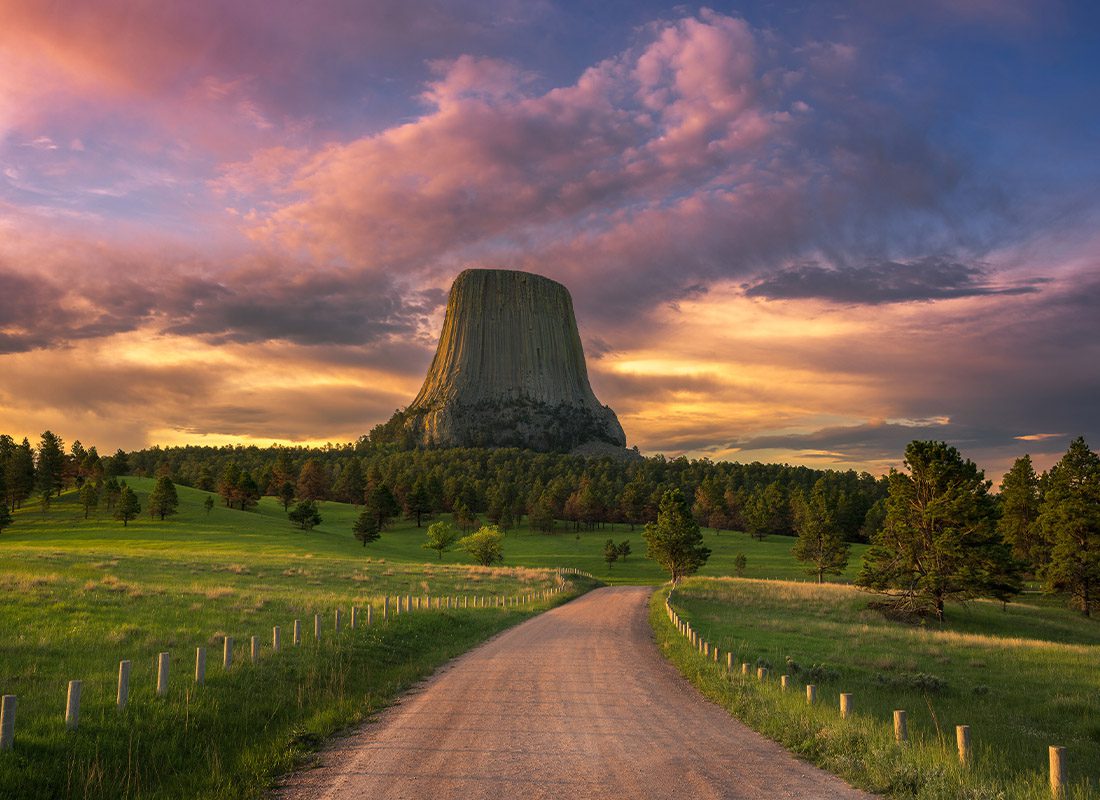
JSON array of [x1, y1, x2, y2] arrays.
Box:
[[657, 577, 1100, 798], [0, 477, 866, 585], [0, 480, 591, 799]]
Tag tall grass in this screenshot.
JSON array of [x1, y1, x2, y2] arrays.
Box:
[[656, 578, 1100, 799]]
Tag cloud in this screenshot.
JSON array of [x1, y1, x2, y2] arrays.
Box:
[[742, 257, 1048, 304]]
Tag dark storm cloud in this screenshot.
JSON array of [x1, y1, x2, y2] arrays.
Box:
[[742, 258, 1048, 304]]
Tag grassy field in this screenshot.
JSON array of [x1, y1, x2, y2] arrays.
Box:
[[0, 479, 592, 799], [656, 577, 1100, 798]]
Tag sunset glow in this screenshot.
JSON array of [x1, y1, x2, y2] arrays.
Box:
[[2, 0, 1097, 478]]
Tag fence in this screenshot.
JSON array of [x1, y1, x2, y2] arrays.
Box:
[[664, 590, 1070, 799], [0, 569, 582, 751]]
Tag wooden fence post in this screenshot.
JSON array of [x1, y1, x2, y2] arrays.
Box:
[[293, 620, 301, 645], [65, 680, 82, 731], [273, 626, 281, 652], [780, 675, 789, 691], [117, 660, 132, 707], [726, 652, 733, 671], [840, 693, 852, 719], [741, 663, 749, 675], [314, 614, 322, 640], [757, 667, 768, 681], [806, 684, 817, 704], [406, 595, 412, 613], [195, 648, 206, 686], [224, 636, 234, 669], [156, 652, 170, 696], [366, 605, 373, 625], [383, 596, 389, 619], [350, 607, 358, 629], [1049, 746, 1065, 798], [0, 695, 14, 750], [957, 725, 971, 765], [894, 710, 908, 743], [335, 609, 342, 631], [250, 636, 259, 664]]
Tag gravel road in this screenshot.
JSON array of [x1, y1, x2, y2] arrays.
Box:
[[273, 585, 874, 799]]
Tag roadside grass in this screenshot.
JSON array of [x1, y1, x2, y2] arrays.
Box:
[[0, 481, 593, 799], [0, 477, 865, 585], [655, 578, 1100, 798]]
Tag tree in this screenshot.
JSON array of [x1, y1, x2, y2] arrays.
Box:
[[36, 430, 65, 498], [5, 439, 35, 511], [998, 455, 1044, 570], [1038, 437, 1100, 616], [332, 458, 365, 505], [297, 459, 329, 502], [452, 500, 477, 533], [617, 540, 632, 561], [289, 500, 322, 531], [218, 462, 241, 508], [364, 483, 400, 531], [458, 525, 504, 566], [103, 476, 122, 510], [643, 488, 711, 582], [148, 476, 179, 520], [603, 538, 619, 570], [423, 521, 459, 559], [79, 483, 100, 519], [236, 471, 260, 511], [530, 492, 555, 533], [742, 483, 787, 540], [405, 479, 433, 527], [278, 481, 296, 511], [733, 553, 747, 576], [791, 480, 850, 583], [857, 440, 1019, 621], [353, 508, 381, 546], [115, 486, 141, 526], [0, 503, 10, 534], [203, 495, 215, 515]]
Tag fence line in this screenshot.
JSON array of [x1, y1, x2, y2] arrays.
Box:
[[664, 588, 1068, 798], [0, 568, 584, 748]]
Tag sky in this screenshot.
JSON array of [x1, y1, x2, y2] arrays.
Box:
[[1, 0, 1098, 480]]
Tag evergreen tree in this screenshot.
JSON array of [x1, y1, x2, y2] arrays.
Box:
[[423, 521, 459, 559], [278, 480, 296, 511], [353, 508, 381, 546], [643, 488, 711, 582], [296, 459, 329, 502], [115, 486, 141, 526], [79, 482, 100, 519], [289, 499, 322, 530], [5, 439, 35, 512], [218, 462, 241, 507], [405, 479, 433, 527], [103, 476, 122, 510], [203, 495, 215, 515], [857, 441, 1019, 621], [998, 455, 1044, 570], [791, 480, 850, 583], [617, 540, 632, 561], [1038, 437, 1100, 616], [107, 448, 130, 477], [531, 491, 556, 533], [364, 483, 400, 531], [0, 502, 10, 534], [452, 500, 477, 533], [236, 471, 261, 510], [148, 476, 179, 520], [332, 458, 365, 504], [603, 538, 619, 569], [36, 430, 65, 498]]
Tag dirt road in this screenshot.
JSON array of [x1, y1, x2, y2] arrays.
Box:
[[274, 586, 874, 799]]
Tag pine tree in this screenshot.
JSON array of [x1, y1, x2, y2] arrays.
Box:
[[296, 459, 329, 502], [353, 508, 381, 546], [791, 479, 850, 583], [289, 500, 322, 531], [218, 462, 241, 507], [5, 440, 35, 511], [857, 441, 1019, 621], [531, 491, 556, 533], [115, 486, 141, 526], [236, 471, 260, 510], [148, 476, 179, 520], [79, 483, 100, 519], [603, 538, 619, 570], [998, 455, 1044, 570], [643, 488, 711, 582], [103, 476, 122, 510], [203, 495, 215, 515], [1038, 437, 1100, 616], [36, 430, 65, 498], [405, 479, 433, 527]]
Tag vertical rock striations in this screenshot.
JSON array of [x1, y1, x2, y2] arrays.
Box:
[[399, 269, 626, 452]]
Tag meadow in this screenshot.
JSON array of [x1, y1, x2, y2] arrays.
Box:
[[0, 479, 589, 799], [657, 577, 1100, 798]]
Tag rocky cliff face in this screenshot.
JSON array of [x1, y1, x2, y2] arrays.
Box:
[[398, 269, 627, 452]]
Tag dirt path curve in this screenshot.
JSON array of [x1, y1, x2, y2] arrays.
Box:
[[274, 586, 875, 800]]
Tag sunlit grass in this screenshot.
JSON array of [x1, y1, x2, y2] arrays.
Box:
[[657, 577, 1100, 798]]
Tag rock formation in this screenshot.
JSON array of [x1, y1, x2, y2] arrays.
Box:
[[394, 268, 627, 452]]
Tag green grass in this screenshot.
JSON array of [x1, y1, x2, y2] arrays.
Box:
[[656, 577, 1100, 799], [0, 480, 592, 799]]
